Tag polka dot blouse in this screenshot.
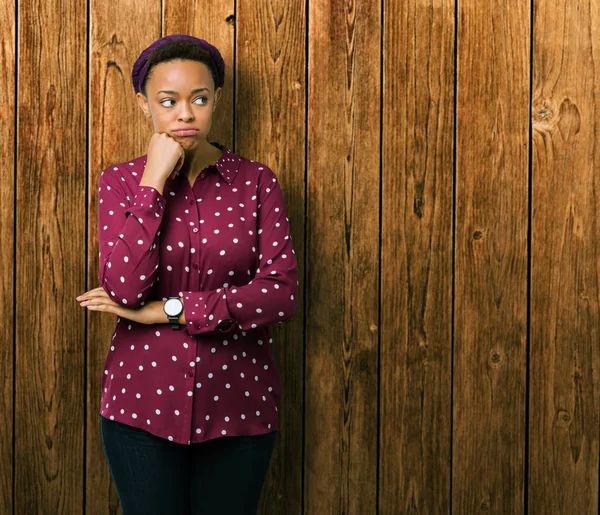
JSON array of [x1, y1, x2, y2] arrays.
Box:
[[96, 142, 298, 444]]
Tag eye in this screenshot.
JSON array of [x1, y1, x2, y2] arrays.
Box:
[[194, 97, 208, 105], [160, 99, 175, 107]]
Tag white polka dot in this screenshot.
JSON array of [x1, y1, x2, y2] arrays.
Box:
[[157, 389, 162, 395], [141, 275, 146, 280], [169, 385, 175, 391], [137, 239, 144, 245], [214, 396, 219, 401], [174, 410, 180, 416]]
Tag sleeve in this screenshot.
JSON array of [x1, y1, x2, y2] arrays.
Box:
[[97, 168, 166, 308], [182, 168, 298, 335]]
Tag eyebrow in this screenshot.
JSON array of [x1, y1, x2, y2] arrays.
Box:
[[156, 88, 211, 95]]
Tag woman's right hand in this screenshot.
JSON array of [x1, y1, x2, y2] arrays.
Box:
[[140, 133, 184, 193]]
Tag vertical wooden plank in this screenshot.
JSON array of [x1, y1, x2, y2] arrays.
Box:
[[380, 0, 455, 512], [16, 0, 86, 512], [163, 0, 235, 149], [530, 0, 600, 512], [235, 1, 306, 513], [0, 0, 15, 512], [453, 1, 529, 513], [87, 6, 161, 514], [305, 0, 380, 513]]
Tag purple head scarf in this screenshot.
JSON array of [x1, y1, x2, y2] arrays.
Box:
[[131, 34, 225, 94]]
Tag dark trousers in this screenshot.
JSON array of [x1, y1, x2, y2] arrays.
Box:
[[100, 416, 277, 515]]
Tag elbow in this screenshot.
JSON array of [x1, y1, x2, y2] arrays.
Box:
[[100, 276, 148, 309], [278, 274, 298, 322]]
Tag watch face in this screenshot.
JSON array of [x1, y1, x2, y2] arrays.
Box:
[[164, 298, 183, 317]]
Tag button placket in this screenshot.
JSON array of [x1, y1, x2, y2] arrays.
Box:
[[187, 186, 203, 292]]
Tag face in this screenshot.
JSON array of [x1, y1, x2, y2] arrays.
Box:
[[136, 59, 222, 152]]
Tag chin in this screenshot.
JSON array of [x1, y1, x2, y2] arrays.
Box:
[[177, 138, 199, 151]]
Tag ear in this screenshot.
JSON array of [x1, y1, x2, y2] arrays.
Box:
[[213, 87, 223, 110], [136, 92, 151, 118]]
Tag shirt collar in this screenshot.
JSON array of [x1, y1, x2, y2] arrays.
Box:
[[209, 142, 242, 185]]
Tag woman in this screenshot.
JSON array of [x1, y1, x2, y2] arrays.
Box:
[[77, 34, 298, 514]]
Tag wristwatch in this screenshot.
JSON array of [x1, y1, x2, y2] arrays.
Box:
[[163, 297, 184, 329]]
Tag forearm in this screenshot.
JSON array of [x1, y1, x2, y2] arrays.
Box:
[[99, 184, 166, 307]]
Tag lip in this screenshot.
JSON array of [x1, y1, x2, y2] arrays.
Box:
[[172, 128, 199, 137]]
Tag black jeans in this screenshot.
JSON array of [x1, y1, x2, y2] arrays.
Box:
[[100, 416, 277, 515]]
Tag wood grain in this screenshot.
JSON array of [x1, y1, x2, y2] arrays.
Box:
[[452, 1, 530, 513], [380, 0, 455, 512], [529, 0, 600, 512], [235, 1, 306, 513], [15, 0, 86, 512], [0, 0, 15, 512], [87, 4, 161, 513], [305, 0, 380, 513], [163, 0, 235, 149]]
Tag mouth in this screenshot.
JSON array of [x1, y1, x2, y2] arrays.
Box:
[[172, 128, 199, 137]]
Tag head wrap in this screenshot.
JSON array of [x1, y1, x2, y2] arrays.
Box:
[[131, 34, 225, 94]]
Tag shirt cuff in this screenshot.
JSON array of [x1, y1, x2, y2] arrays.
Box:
[[182, 290, 236, 336], [126, 185, 165, 218]]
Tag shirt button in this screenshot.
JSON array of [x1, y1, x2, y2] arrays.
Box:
[[188, 368, 194, 377], [193, 264, 198, 270], [193, 228, 199, 233], [189, 200, 194, 206]]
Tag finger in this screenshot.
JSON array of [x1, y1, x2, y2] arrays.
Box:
[[87, 289, 111, 299], [81, 296, 120, 309], [173, 150, 185, 174], [77, 286, 106, 300], [86, 303, 126, 317]]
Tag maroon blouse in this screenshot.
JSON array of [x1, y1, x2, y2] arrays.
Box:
[[97, 142, 298, 444]]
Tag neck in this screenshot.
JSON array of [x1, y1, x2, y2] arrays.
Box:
[[180, 140, 222, 179]]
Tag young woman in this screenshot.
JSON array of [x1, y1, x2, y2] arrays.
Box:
[[77, 34, 298, 514]]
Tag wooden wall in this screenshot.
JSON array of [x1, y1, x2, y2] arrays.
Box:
[[2, 0, 600, 513]]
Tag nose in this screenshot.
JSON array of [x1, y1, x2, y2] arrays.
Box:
[[177, 102, 194, 122]]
